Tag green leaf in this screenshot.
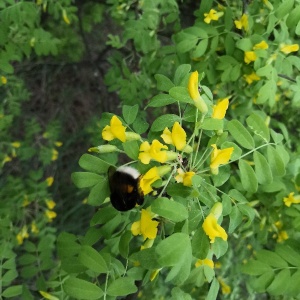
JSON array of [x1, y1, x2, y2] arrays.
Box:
[[57, 232, 81, 258], [71, 172, 103, 188], [238, 159, 258, 193], [191, 227, 210, 259], [132, 115, 149, 134], [122, 140, 139, 160], [256, 80, 277, 105], [275, 0, 294, 19], [287, 270, 300, 296], [191, 39, 208, 58], [246, 113, 270, 142], [176, 38, 198, 53], [130, 248, 160, 270], [267, 269, 291, 295], [151, 197, 188, 222], [201, 118, 223, 131], [250, 271, 274, 293], [206, 277, 220, 300], [211, 238, 228, 259], [63, 278, 103, 300], [256, 249, 288, 268], [165, 253, 191, 285], [222, 141, 242, 161], [228, 206, 243, 233], [154, 74, 175, 92], [267, 146, 286, 177], [79, 154, 110, 174], [174, 64, 191, 86], [241, 260, 273, 275], [156, 233, 191, 266], [119, 231, 132, 258], [227, 120, 255, 149], [150, 114, 181, 131], [122, 104, 139, 124], [88, 178, 109, 206], [169, 86, 194, 104], [171, 287, 192, 300], [2, 285, 23, 298], [107, 277, 137, 296], [78, 245, 108, 274], [286, 5, 300, 28], [275, 244, 300, 267], [253, 151, 273, 184], [147, 94, 176, 107]]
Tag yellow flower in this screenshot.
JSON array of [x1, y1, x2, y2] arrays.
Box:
[[45, 210, 57, 222], [161, 122, 192, 152], [283, 192, 300, 207], [277, 230, 289, 243], [138, 140, 177, 164], [39, 291, 59, 300], [280, 44, 299, 54], [210, 144, 234, 175], [22, 195, 30, 207], [102, 115, 126, 142], [1, 76, 7, 85], [139, 166, 161, 195], [244, 51, 257, 64], [2, 155, 12, 165], [51, 149, 58, 161], [212, 98, 229, 119], [188, 71, 208, 114], [244, 72, 261, 84], [253, 41, 268, 50], [54, 141, 63, 147], [46, 176, 54, 187], [150, 269, 161, 281], [204, 9, 223, 24], [234, 14, 249, 31], [131, 209, 159, 240], [16, 226, 29, 245], [31, 222, 39, 234], [195, 258, 214, 269], [11, 141, 21, 148], [202, 213, 228, 243], [62, 9, 70, 25], [175, 168, 195, 187], [45, 199, 56, 210], [218, 277, 231, 294]]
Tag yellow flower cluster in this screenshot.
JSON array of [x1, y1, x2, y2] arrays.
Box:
[[203, 9, 224, 24], [45, 199, 57, 222], [244, 40, 268, 64], [97, 68, 236, 250]]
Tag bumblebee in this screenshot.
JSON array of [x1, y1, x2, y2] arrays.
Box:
[[108, 166, 144, 211]]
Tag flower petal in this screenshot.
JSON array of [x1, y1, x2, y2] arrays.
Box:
[[110, 115, 126, 142], [131, 220, 141, 236], [172, 122, 186, 150], [140, 167, 161, 195], [140, 209, 159, 240], [102, 125, 114, 141], [202, 213, 227, 243], [161, 127, 173, 145], [212, 98, 229, 119], [188, 71, 200, 101]]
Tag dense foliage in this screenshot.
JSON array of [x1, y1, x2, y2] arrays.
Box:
[[0, 0, 300, 299]]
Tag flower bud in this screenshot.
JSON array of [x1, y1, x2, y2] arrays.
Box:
[[125, 132, 142, 141], [210, 202, 223, 219], [165, 151, 178, 162], [182, 144, 193, 153], [88, 145, 118, 153], [157, 165, 172, 177]]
